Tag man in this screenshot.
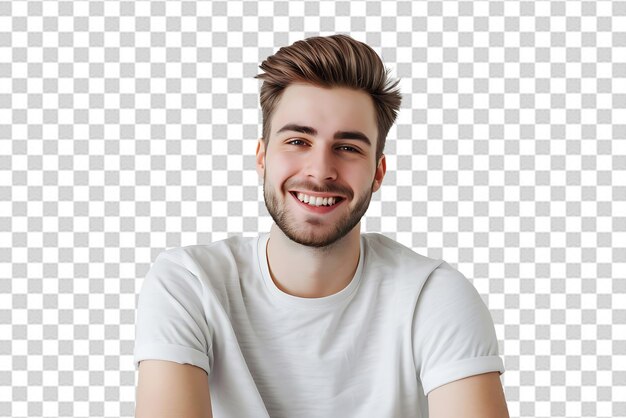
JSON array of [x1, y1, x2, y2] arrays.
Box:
[[134, 34, 509, 417]]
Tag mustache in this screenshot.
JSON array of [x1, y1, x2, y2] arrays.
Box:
[[286, 182, 353, 199]]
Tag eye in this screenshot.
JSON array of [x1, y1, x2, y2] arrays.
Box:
[[337, 145, 360, 153], [287, 139, 307, 146]]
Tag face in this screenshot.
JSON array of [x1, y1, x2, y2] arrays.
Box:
[[256, 83, 386, 248]]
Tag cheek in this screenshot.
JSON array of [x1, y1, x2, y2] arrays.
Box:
[[346, 167, 373, 187], [266, 155, 298, 184]]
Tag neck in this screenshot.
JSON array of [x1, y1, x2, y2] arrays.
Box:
[[265, 223, 361, 298]]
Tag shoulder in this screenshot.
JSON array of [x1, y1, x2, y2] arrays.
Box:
[[360, 233, 485, 315], [413, 260, 491, 326], [158, 234, 254, 268], [361, 232, 441, 270], [153, 234, 257, 280], [143, 235, 259, 300], [416, 261, 496, 327], [361, 233, 444, 292]]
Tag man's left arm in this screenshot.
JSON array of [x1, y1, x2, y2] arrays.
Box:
[[412, 262, 508, 416], [427, 371, 510, 418]]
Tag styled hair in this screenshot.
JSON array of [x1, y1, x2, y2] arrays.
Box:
[[255, 34, 402, 162]]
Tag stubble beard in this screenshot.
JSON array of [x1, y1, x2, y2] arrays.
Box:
[[263, 173, 375, 250]]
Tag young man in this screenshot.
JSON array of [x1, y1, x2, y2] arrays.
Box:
[[134, 34, 509, 417]]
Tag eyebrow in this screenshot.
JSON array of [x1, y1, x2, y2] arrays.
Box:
[[275, 124, 372, 147]]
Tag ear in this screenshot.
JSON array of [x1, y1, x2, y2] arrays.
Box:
[[371, 154, 386, 193], [256, 138, 266, 180]]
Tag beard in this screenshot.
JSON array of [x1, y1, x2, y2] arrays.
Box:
[[263, 174, 375, 249]]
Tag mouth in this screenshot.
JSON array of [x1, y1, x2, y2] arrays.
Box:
[[289, 191, 345, 214]]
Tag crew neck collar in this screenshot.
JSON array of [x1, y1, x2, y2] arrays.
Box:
[[256, 232, 365, 309]]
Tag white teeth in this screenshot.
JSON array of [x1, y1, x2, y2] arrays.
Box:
[[296, 193, 338, 207]]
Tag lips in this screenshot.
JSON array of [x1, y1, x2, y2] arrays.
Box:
[[289, 192, 345, 213]]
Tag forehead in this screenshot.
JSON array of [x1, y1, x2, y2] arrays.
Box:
[[270, 83, 378, 140]]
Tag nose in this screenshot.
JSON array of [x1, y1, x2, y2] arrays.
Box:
[[304, 145, 338, 181]]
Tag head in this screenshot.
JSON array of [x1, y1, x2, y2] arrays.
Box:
[[255, 34, 402, 163], [255, 35, 402, 249]]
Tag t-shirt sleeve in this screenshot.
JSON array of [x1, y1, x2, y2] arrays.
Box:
[[413, 262, 505, 396], [133, 251, 212, 375]]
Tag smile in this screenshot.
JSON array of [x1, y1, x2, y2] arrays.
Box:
[[296, 192, 342, 207], [290, 192, 345, 213]]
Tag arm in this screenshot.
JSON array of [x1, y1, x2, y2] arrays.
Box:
[[427, 371, 509, 418], [135, 360, 213, 418]]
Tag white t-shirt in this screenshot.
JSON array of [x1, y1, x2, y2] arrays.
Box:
[[134, 232, 505, 417]]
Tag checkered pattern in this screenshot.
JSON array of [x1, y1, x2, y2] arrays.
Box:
[[1, 0, 625, 416]]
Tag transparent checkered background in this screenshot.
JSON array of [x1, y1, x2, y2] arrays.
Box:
[[0, 0, 624, 417]]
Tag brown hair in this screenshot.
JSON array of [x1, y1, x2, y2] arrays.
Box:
[[255, 34, 402, 162]]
